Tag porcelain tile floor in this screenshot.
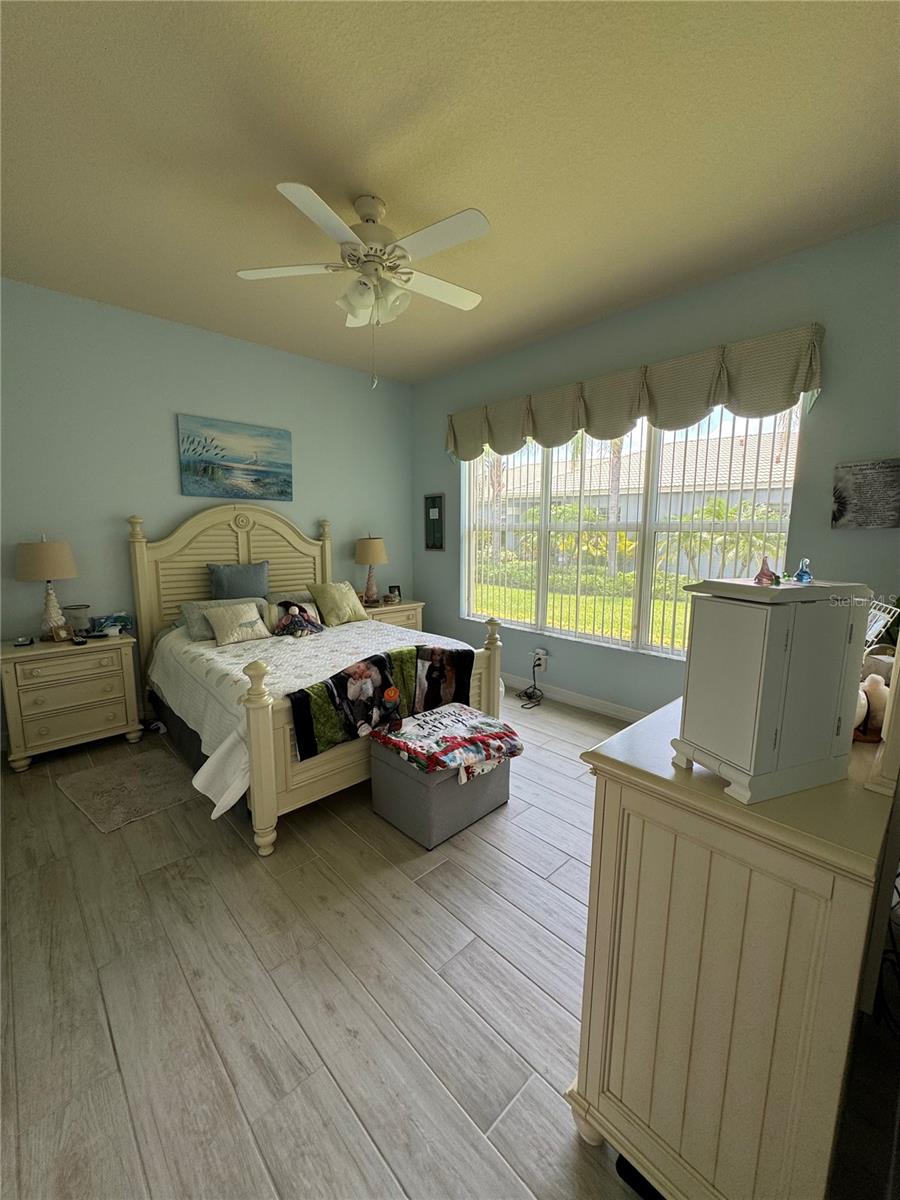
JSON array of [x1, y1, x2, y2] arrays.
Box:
[[2, 697, 896, 1198]]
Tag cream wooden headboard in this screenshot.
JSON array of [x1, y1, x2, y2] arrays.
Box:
[[127, 504, 332, 675]]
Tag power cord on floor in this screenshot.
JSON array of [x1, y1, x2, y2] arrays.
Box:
[[516, 659, 544, 709]]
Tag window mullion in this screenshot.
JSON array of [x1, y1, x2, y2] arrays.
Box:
[[536, 446, 552, 631], [637, 426, 661, 649]]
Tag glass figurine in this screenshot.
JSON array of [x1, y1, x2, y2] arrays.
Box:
[[793, 558, 813, 584]]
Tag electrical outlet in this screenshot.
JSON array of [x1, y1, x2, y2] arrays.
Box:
[[533, 647, 548, 672]]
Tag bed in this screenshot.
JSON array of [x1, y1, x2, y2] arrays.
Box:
[[128, 504, 502, 856]]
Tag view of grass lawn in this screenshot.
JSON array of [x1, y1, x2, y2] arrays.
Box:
[[473, 584, 691, 650]]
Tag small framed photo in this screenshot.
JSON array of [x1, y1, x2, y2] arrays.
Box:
[[51, 625, 73, 642], [388, 585, 402, 603], [425, 493, 445, 551]]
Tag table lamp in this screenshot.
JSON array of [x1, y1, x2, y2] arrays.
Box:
[[355, 536, 388, 605], [15, 536, 78, 639]]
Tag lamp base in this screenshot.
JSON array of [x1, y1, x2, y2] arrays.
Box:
[[40, 580, 67, 640], [364, 565, 380, 606]]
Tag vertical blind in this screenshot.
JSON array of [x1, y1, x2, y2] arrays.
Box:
[[464, 403, 801, 656]]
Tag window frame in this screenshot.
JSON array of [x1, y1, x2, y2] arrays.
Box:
[[461, 411, 798, 659]]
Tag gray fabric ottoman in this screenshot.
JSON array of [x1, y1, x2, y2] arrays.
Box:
[[370, 739, 510, 849]]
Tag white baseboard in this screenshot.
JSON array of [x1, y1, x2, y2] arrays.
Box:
[[502, 673, 646, 725]]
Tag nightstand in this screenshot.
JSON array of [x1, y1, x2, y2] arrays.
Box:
[[365, 601, 425, 631], [1, 635, 143, 772]]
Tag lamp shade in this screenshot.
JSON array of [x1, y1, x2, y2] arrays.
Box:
[[354, 537, 388, 566], [15, 539, 77, 582]]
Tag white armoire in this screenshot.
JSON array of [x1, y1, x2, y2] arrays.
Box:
[[671, 578, 871, 803]]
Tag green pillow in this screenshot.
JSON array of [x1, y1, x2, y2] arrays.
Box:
[[307, 581, 368, 627]]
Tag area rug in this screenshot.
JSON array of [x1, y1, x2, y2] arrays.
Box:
[[57, 749, 196, 833]]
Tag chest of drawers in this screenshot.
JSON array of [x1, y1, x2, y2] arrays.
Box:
[[1, 635, 143, 771]]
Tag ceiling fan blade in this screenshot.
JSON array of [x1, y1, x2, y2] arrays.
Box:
[[277, 183, 364, 246], [395, 209, 489, 262], [236, 264, 345, 280], [403, 271, 482, 311]]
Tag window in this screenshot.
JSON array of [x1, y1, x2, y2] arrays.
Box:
[[464, 403, 801, 656]]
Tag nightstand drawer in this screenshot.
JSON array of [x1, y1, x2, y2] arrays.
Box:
[[15, 648, 121, 686], [19, 673, 124, 716], [24, 701, 127, 749], [374, 609, 420, 628]]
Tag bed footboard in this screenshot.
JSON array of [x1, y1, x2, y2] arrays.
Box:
[[241, 619, 503, 856]]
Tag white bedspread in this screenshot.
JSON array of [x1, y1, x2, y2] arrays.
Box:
[[147, 622, 472, 815]]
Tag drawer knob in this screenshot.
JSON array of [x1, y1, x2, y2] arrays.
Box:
[[33, 697, 46, 707], [38, 726, 49, 736], [103, 684, 114, 694], [100, 657, 112, 667], [31, 669, 41, 677], [106, 712, 117, 722]]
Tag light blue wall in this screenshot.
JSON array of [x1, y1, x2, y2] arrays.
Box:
[[413, 222, 900, 714], [1, 280, 415, 638]]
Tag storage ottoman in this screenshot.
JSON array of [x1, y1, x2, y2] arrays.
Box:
[[370, 744, 510, 849]]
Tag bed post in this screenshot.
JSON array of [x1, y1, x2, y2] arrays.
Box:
[[484, 618, 502, 718], [319, 518, 332, 583], [240, 660, 278, 856], [127, 514, 153, 716]]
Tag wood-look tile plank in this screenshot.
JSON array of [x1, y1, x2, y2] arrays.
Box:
[[86, 739, 134, 767], [252, 1068, 404, 1200], [324, 789, 447, 880], [509, 776, 594, 831], [100, 937, 277, 1199], [2, 771, 67, 878], [418, 860, 583, 1016], [1, 913, 18, 1200], [143, 857, 319, 1121], [272, 941, 532, 1200], [548, 858, 591, 904], [467, 807, 567, 877], [443, 829, 588, 951], [518, 743, 587, 780], [281, 858, 530, 1132], [512, 758, 595, 807], [68, 827, 161, 968], [120, 807, 190, 874], [46, 747, 94, 779], [440, 938, 581, 1092], [8, 860, 116, 1129], [19, 1073, 149, 1200], [514, 806, 594, 864], [169, 802, 319, 971], [488, 1074, 631, 1200], [287, 805, 473, 969]]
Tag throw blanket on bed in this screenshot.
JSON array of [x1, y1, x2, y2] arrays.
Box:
[[289, 645, 474, 760]]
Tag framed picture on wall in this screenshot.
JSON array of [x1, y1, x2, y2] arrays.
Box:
[[177, 414, 293, 501], [425, 493, 445, 551]]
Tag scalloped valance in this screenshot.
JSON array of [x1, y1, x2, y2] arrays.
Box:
[[446, 322, 823, 461]]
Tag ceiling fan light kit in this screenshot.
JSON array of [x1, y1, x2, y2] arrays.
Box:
[[237, 184, 489, 330]]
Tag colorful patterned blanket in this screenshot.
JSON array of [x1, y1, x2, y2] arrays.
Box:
[[370, 703, 524, 782], [288, 645, 474, 760]]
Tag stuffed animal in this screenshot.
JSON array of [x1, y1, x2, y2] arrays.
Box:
[[854, 673, 890, 742], [274, 605, 314, 638]]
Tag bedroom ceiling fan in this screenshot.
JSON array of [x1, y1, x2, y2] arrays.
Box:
[[237, 184, 490, 329]]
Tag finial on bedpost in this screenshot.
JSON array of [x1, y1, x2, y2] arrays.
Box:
[[319, 518, 331, 542], [241, 660, 271, 704], [485, 617, 502, 647], [127, 515, 146, 542]]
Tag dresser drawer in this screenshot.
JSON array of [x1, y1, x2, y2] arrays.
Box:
[[15, 648, 121, 686], [19, 673, 124, 716], [375, 609, 420, 629], [24, 701, 127, 749]]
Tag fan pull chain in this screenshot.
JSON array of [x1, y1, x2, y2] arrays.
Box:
[[370, 316, 378, 389]]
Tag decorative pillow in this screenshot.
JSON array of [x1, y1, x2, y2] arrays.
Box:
[[307, 581, 369, 627], [208, 561, 269, 600], [266, 591, 321, 624], [205, 602, 271, 647], [180, 597, 269, 641]]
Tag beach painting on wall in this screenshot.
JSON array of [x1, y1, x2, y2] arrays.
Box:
[[177, 414, 292, 501]]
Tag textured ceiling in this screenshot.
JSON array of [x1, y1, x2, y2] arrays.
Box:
[[2, 2, 898, 382]]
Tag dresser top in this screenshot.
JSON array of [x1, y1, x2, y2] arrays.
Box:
[[1, 634, 136, 661], [583, 699, 893, 882]]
